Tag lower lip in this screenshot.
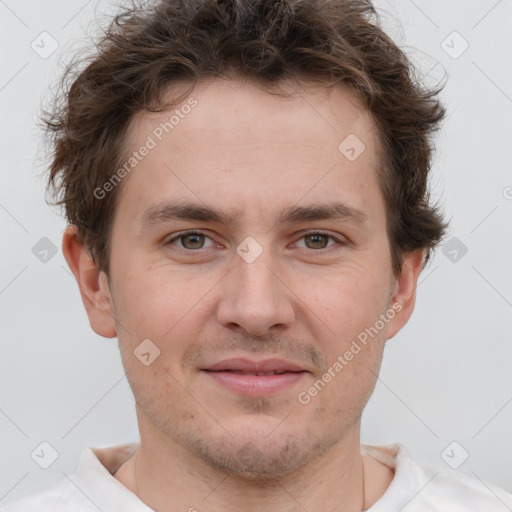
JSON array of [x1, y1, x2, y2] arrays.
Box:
[[203, 371, 307, 396]]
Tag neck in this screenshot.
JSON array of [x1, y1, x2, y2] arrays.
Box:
[[117, 418, 373, 512]]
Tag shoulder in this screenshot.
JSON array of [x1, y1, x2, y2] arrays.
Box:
[[362, 443, 512, 511], [420, 463, 512, 510], [1, 476, 95, 511], [2, 444, 140, 512]]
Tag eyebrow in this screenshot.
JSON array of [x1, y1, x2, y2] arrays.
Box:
[[140, 200, 368, 229]]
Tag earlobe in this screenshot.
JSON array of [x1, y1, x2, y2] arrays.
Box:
[[386, 249, 425, 340], [61, 226, 117, 338]]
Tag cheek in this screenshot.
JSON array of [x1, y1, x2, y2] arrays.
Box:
[[112, 258, 194, 332], [299, 268, 391, 343], [112, 260, 217, 384]]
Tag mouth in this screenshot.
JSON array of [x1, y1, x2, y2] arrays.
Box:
[[210, 370, 296, 376], [201, 358, 309, 396]]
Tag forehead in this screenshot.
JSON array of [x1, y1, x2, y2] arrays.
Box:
[[115, 77, 384, 227], [135, 77, 376, 146]]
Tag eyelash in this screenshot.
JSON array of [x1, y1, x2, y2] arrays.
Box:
[[165, 230, 346, 255]]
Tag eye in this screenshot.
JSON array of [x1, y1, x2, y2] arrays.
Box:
[[293, 231, 344, 252], [166, 231, 215, 250], [299, 233, 334, 250], [164, 230, 345, 255]]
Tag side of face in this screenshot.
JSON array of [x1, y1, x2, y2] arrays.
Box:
[[63, 77, 424, 477]]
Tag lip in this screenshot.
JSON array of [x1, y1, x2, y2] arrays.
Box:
[[202, 358, 308, 397], [204, 358, 307, 373]]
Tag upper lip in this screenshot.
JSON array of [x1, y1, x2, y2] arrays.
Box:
[[203, 358, 307, 373]]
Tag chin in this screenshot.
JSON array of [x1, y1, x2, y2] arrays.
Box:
[[178, 421, 335, 480]]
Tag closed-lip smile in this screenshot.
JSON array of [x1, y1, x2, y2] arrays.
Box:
[[202, 358, 309, 396]]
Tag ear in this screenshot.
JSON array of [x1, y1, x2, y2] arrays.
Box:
[[61, 225, 117, 338], [386, 248, 425, 340]]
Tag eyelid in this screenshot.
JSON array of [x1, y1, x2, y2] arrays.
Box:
[[165, 229, 347, 254], [290, 230, 346, 251], [165, 230, 216, 249]]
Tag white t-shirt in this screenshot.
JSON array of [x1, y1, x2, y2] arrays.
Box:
[[3, 443, 512, 511]]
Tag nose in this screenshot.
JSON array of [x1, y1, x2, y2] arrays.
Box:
[[215, 249, 296, 337]]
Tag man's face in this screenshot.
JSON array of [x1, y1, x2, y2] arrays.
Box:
[[102, 78, 412, 476]]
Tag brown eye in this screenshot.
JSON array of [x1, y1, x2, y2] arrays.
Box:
[[293, 232, 343, 253], [304, 233, 330, 249], [166, 231, 215, 251], [179, 233, 205, 249]]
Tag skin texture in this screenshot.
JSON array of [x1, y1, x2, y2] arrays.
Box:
[[63, 77, 424, 511]]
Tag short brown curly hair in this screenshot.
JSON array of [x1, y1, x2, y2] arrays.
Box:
[[43, 0, 447, 277]]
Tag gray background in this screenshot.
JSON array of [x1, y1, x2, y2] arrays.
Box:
[[1, 0, 511, 505]]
